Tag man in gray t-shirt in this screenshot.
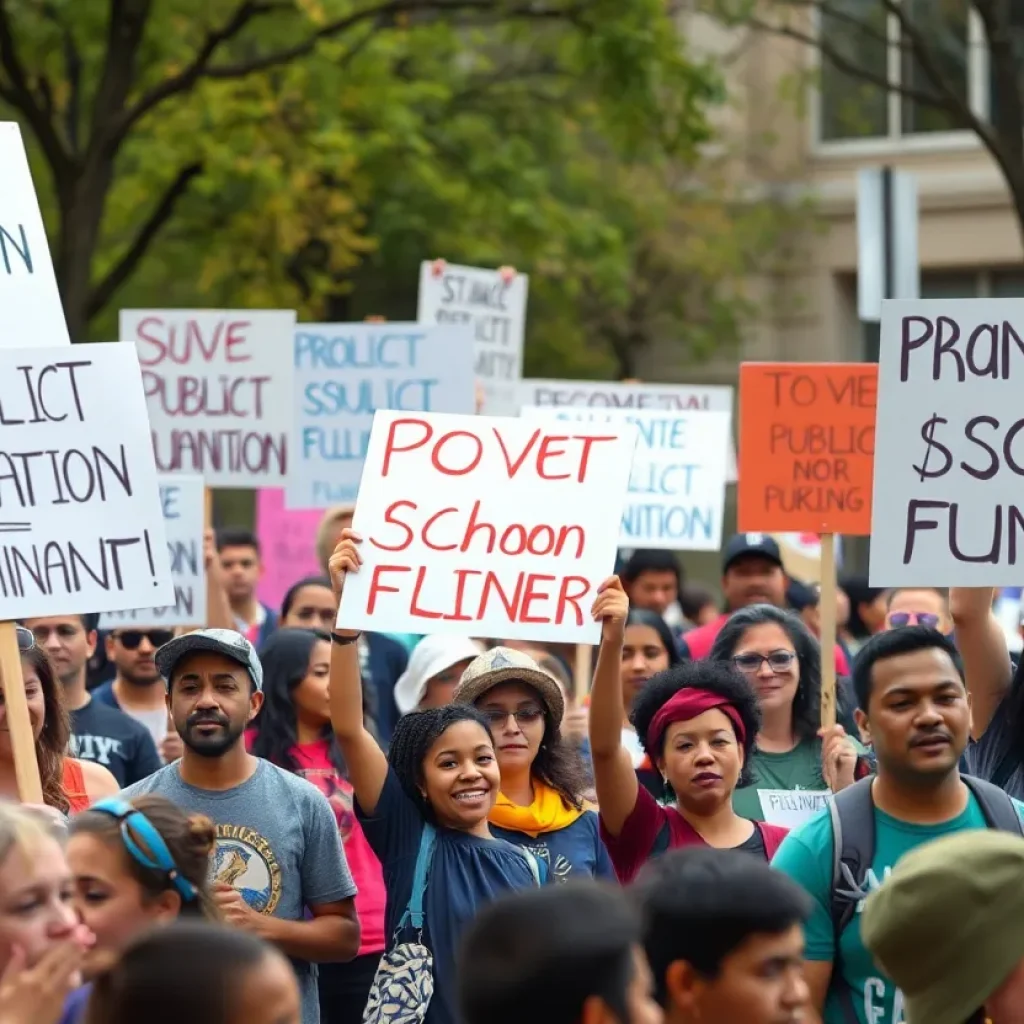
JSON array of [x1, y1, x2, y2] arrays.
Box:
[[123, 628, 359, 1024]]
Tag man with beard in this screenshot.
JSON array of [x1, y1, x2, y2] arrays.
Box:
[[91, 626, 183, 763], [121, 628, 360, 1024], [20, 614, 161, 786]]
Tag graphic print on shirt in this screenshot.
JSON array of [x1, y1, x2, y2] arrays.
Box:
[[296, 766, 355, 841], [213, 824, 282, 914], [525, 842, 572, 883], [849, 866, 905, 1024], [69, 734, 122, 766]]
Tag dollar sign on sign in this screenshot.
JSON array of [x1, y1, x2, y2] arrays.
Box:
[[913, 414, 953, 481]]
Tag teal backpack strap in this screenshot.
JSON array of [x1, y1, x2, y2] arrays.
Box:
[[399, 824, 437, 933]]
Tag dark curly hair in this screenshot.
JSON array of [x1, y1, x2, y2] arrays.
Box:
[[708, 604, 822, 744], [388, 705, 496, 821], [629, 660, 761, 788]]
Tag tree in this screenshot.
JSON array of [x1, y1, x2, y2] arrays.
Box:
[[0, 0, 720, 343], [711, 0, 1024, 254]]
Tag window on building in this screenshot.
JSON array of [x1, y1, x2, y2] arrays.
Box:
[[818, 0, 978, 143]]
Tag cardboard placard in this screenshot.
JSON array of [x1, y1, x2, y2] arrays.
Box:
[[255, 488, 325, 611], [337, 411, 636, 643]]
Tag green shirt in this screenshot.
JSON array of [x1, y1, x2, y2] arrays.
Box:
[[771, 791, 1024, 1024], [733, 737, 865, 821]]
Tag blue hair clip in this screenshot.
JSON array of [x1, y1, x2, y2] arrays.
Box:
[[90, 798, 198, 903]]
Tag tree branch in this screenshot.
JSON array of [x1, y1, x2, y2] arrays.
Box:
[[86, 161, 203, 319], [114, 0, 584, 142], [0, 0, 69, 178], [41, 1, 84, 153]]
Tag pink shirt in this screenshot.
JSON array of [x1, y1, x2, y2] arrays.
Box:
[[245, 733, 386, 955]]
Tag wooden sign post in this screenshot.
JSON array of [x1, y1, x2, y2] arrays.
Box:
[[738, 363, 877, 729], [0, 624, 42, 802]]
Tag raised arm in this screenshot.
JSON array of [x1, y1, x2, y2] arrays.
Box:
[[949, 586, 1013, 737], [328, 530, 390, 815], [587, 576, 639, 836]]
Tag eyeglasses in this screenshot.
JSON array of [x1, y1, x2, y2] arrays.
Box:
[[732, 651, 796, 675], [14, 626, 34, 653], [114, 629, 175, 650], [888, 612, 940, 629], [481, 706, 545, 727]]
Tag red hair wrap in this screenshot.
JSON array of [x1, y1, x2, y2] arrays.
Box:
[[646, 688, 747, 754]]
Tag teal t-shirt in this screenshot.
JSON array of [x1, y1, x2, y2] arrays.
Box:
[[772, 791, 1024, 1024]]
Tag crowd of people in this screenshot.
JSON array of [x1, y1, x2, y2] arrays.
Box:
[[1, 509, 1022, 1024]]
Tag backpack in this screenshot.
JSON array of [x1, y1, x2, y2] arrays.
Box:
[[827, 774, 1023, 1023]]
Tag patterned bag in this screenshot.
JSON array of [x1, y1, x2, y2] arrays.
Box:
[[362, 824, 437, 1024]]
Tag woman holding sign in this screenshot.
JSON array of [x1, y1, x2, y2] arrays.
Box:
[[327, 531, 542, 1024], [708, 606, 866, 823], [588, 580, 789, 884]]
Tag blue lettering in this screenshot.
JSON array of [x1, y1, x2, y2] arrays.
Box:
[[294, 330, 423, 370], [0, 224, 32, 275], [621, 504, 715, 544], [302, 378, 438, 417], [160, 484, 181, 519]]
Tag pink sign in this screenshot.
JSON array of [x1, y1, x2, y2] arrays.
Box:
[[256, 488, 324, 612]]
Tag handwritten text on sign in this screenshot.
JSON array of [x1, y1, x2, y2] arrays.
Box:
[[520, 378, 737, 482], [337, 412, 636, 643], [521, 406, 729, 551], [100, 475, 205, 629], [0, 123, 70, 349], [417, 263, 527, 417], [0, 343, 172, 618], [758, 790, 831, 830], [738, 363, 876, 535], [121, 309, 296, 488], [872, 300, 1024, 584], [287, 322, 475, 510]]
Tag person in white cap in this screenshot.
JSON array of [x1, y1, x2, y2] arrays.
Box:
[[393, 636, 484, 715]]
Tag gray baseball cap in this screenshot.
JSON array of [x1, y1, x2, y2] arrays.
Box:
[[155, 628, 263, 692]]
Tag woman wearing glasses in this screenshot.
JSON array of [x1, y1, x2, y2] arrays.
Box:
[[453, 647, 612, 881], [7, 629, 117, 815], [708, 605, 867, 822]]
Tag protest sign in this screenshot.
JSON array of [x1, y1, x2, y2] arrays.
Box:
[[287, 322, 475, 509], [0, 123, 69, 348], [758, 790, 831, 830], [338, 411, 636, 643], [521, 406, 729, 550], [255, 488, 324, 610], [417, 261, 527, 417], [738, 363, 876, 534], [120, 309, 296, 487], [0, 343, 173, 619], [100, 475, 205, 628], [871, 299, 1024, 585], [519, 377, 737, 481]]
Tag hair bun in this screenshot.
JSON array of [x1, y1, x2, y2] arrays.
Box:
[[185, 814, 217, 859]]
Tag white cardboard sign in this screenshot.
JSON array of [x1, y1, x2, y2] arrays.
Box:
[[417, 261, 527, 417], [521, 406, 729, 551], [120, 309, 296, 488], [287, 322, 475, 510], [518, 378, 737, 481], [871, 298, 1024, 585], [758, 789, 831, 830], [0, 123, 70, 348], [0, 343, 172, 618], [337, 410, 636, 643], [100, 475, 205, 628]]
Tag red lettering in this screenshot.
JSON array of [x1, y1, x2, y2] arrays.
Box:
[[519, 574, 556, 623], [499, 524, 527, 555], [477, 571, 525, 620], [382, 418, 432, 476], [372, 501, 416, 552], [225, 321, 252, 362], [450, 569, 479, 621], [575, 435, 617, 482], [410, 566, 442, 619], [556, 576, 590, 625], [135, 316, 167, 367], [493, 428, 540, 477], [535, 435, 571, 480], [431, 430, 483, 476], [421, 507, 458, 551], [366, 565, 409, 614], [460, 500, 495, 553]]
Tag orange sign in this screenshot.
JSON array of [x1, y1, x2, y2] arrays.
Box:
[[738, 363, 876, 535]]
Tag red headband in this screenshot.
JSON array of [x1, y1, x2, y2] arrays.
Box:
[[646, 689, 747, 754]]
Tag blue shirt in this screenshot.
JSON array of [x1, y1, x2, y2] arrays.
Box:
[[58, 985, 91, 1024], [357, 770, 539, 1024], [492, 810, 614, 882]]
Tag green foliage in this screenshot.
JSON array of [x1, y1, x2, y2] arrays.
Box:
[[1, 0, 808, 376]]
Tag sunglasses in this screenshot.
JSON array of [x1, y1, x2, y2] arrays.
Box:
[[481, 706, 545, 727], [114, 629, 175, 650], [732, 651, 797, 675], [15, 626, 34, 653], [888, 612, 940, 629]]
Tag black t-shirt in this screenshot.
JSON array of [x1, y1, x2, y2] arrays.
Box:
[[69, 699, 162, 787], [965, 654, 1024, 799]]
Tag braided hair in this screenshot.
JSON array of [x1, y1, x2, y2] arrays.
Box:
[[388, 705, 494, 821]]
